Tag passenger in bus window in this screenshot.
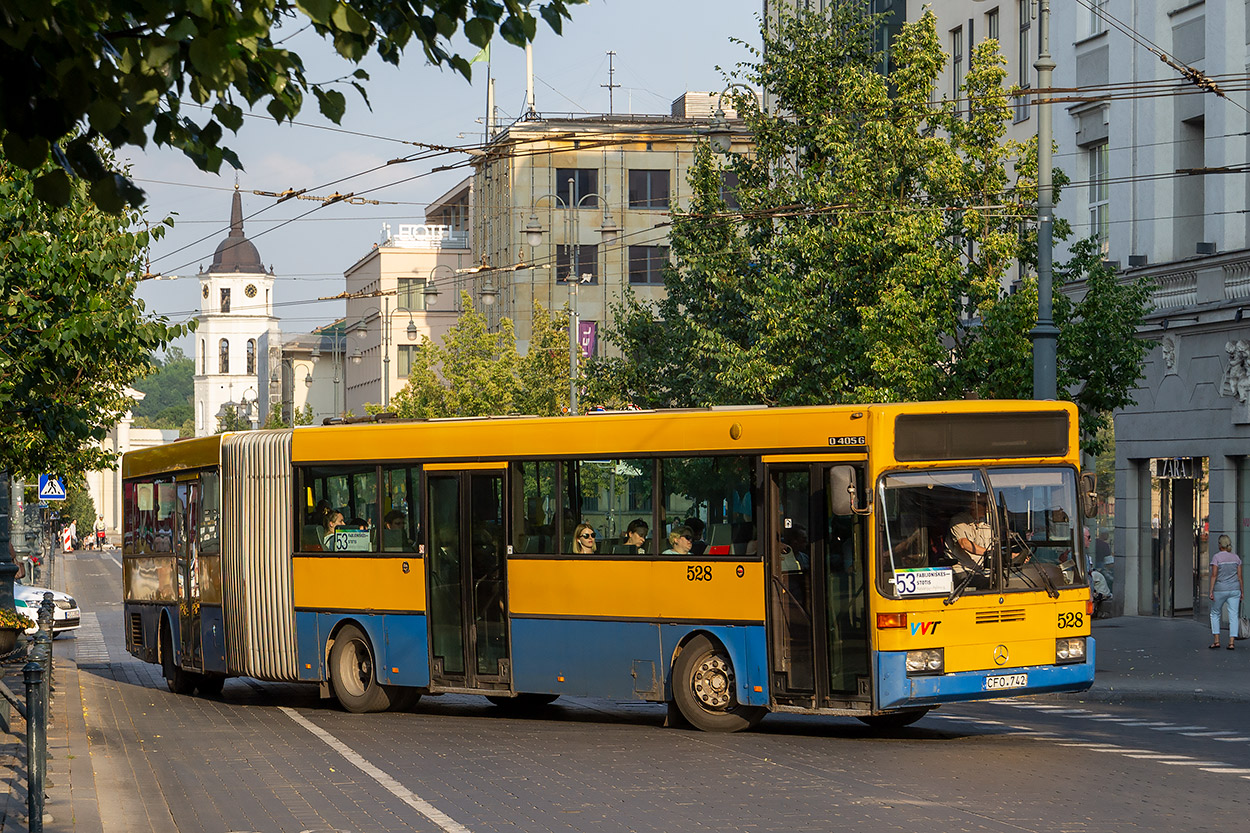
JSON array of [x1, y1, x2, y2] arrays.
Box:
[[663, 526, 693, 556], [572, 523, 598, 554], [685, 517, 708, 556], [622, 518, 649, 554], [322, 511, 345, 550], [947, 492, 993, 587], [779, 525, 810, 571], [383, 510, 409, 551]]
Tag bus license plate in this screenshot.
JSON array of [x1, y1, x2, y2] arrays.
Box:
[[984, 673, 1027, 691]]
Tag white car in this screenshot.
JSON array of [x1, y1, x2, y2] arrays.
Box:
[[14, 584, 81, 636]]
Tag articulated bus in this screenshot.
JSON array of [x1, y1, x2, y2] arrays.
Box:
[[121, 401, 1095, 731]]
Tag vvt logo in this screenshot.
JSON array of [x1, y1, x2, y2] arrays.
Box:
[[910, 620, 941, 636]]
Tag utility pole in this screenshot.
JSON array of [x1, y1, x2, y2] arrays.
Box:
[[602, 51, 619, 115]]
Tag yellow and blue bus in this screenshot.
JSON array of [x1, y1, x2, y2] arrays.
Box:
[[121, 401, 1095, 731]]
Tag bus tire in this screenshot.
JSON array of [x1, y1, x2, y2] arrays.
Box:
[[328, 624, 393, 713], [672, 634, 765, 733], [386, 687, 422, 712], [856, 708, 931, 729], [160, 621, 197, 696], [486, 693, 559, 710]]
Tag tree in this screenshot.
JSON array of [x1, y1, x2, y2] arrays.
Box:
[[63, 477, 98, 535], [594, 7, 1151, 452], [0, 0, 586, 212], [132, 347, 195, 428], [262, 400, 314, 429], [388, 295, 569, 418], [0, 147, 189, 478]]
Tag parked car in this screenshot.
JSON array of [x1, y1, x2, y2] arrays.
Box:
[[14, 584, 81, 636]]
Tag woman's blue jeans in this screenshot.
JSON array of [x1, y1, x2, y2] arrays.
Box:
[[1211, 589, 1241, 638]]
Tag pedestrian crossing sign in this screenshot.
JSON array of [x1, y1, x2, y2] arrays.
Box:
[[38, 474, 66, 501]]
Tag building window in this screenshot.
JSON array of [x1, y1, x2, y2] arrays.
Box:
[[398, 345, 419, 378], [397, 277, 428, 312], [628, 246, 670, 285], [556, 168, 598, 208], [720, 170, 741, 210], [1016, 0, 1031, 122], [200, 339, 206, 374], [246, 339, 256, 375], [220, 287, 231, 314], [1088, 0, 1107, 36], [987, 8, 999, 44], [628, 169, 670, 209], [556, 244, 598, 283], [951, 26, 964, 115], [1089, 142, 1110, 255], [219, 339, 229, 374]]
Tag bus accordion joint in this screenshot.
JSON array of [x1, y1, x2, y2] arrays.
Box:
[[877, 612, 907, 629]]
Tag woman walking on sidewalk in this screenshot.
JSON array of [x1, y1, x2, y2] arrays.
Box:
[[1209, 534, 1243, 650]]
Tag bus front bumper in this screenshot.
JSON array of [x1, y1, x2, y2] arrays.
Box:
[[876, 638, 1096, 710]]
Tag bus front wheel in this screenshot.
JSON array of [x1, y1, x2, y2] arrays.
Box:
[[160, 621, 197, 696], [329, 624, 394, 713], [856, 708, 931, 729], [672, 634, 765, 733]]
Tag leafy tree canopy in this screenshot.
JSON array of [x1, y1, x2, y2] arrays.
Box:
[[0, 0, 586, 212], [0, 147, 189, 477], [386, 295, 570, 418], [132, 346, 194, 427], [592, 7, 1151, 455]]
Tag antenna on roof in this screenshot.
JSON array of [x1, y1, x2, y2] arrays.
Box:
[[601, 51, 620, 115]]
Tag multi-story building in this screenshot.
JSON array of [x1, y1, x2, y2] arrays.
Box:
[[191, 190, 281, 435], [470, 94, 752, 352], [342, 178, 476, 415]]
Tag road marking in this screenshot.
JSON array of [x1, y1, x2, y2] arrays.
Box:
[[75, 612, 111, 664], [105, 553, 121, 569], [1214, 737, 1250, 743], [1199, 768, 1250, 775], [1150, 725, 1207, 732], [1154, 760, 1225, 766], [1182, 731, 1239, 737], [281, 708, 473, 833]]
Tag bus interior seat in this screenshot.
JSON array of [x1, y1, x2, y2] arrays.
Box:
[[301, 524, 324, 551], [382, 528, 407, 551]]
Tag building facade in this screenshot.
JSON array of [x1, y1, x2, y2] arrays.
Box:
[[470, 98, 752, 352], [342, 178, 476, 415], [192, 190, 281, 435]]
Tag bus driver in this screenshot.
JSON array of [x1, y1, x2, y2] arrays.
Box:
[[947, 492, 993, 587]]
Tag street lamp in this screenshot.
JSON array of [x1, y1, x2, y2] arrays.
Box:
[[310, 321, 348, 418], [706, 83, 757, 154], [424, 263, 499, 309], [523, 178, 618, 415], [974, 0, 1057, 398], [352, 295, 420, 410]]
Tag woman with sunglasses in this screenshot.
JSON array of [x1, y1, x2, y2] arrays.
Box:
[[663, 525, 694, 556], [572, 522, 599, 554]]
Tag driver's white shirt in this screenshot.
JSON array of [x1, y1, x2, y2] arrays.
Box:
[[949, 511, 992, 567]]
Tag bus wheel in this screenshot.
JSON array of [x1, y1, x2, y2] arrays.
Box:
[[160, 621, 197, 696], [856, 708, 931, 729], [387, 688, 422, 712], [672, 634, 765, 733], [486, 693, 559, 710], [329, 624, 393, 713]]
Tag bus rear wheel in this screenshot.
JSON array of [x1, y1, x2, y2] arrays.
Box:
[[329, 624, 394, 713], [856, 708, 931, 729], [672, 634, 765, 733], [160, 621, 197, 696]]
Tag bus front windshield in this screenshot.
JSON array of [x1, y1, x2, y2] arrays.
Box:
[[877, 467, 1083, 600]]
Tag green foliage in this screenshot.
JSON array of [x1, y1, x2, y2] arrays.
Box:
[[0, 146, 189, 477], [262, 400, 314, 428], [215, 406, 253, 433], [593, 6, 1151, 453], [132, 346, 194, 427], [389, 295, 569, 418], [0, 0, 586, 211], [63, 477, 97, 533]]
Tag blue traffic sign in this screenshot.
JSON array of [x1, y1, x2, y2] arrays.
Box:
[[38, 474, 67, 501]]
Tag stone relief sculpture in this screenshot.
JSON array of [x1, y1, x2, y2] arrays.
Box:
[[1161, 335, 1177, 375], [1220, 340, 1250, 403]]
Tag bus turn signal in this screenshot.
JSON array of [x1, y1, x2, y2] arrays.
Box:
[[877, 612, 907, 629]]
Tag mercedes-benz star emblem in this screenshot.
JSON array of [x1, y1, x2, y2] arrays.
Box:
[[993, 645, 1009, 666]]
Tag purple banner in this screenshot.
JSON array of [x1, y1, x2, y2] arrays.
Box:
[[577, 321, 597, 358]]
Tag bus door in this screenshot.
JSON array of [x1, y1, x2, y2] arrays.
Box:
[[766, 463, 870, 708], [174, 478, 202, 671], [425, 466, 511, 692]]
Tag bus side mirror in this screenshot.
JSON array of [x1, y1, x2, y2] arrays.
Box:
[[829, 466, 870, 516], [1080, 473, 1098, 518]]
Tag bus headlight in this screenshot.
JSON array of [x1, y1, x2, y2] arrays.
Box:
[[1056, 637, 1086, 663], [906, 648, 944, 675]]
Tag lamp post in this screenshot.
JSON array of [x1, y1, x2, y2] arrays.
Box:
[[310, 322, 348, 418], [424, 263, 500, 310], [523, 179, 618, 415], [351, 295, 421, 411], [972, 0, 1056, 399], [706, 83, 757, 154]]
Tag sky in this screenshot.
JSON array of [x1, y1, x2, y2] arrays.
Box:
[[129, 0, 763, 355]]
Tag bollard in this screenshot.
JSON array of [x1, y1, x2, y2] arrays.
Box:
[[24, 660, 45, 833]]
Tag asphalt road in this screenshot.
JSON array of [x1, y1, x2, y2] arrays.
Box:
[[57, 549, 1249, 833]]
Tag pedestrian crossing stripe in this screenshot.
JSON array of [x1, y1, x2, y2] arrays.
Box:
[[38, 474, 66, 500]]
